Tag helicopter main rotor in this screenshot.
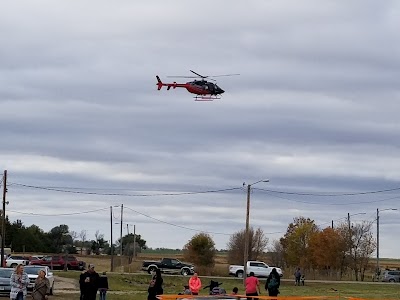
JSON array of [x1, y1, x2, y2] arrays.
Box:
[[167, 70, 240, 81]]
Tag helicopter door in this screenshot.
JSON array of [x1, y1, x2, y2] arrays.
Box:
[[207, 82, 215, 93]]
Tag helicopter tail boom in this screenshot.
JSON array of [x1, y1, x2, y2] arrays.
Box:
[[156, 76, 181, 91], [156, 76, 163, 90]]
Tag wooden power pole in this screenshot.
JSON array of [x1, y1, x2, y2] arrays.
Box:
[[1, 170, 7, 268]]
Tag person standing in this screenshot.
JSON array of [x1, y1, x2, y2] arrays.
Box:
[[10, 264, 30, 300], [294, 267, 301, 286], [265, 268, 280, 297], [32, 269, 50, 300], [79, 264, 100, 300], [147, 269, 163, 300], [245, 272, 260, 300], [188, 273, 201, 295], [79, 270, 86, 300], [98, 272, 109, 300]]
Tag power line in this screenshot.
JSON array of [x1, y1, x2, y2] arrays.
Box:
[[255, 186, 400, 197], [124, 206, 232, 236], [256, 189, 400, 206], [10, 181, 400, 198], [9, 182, 241, 196], [8, 207, 109, 216]]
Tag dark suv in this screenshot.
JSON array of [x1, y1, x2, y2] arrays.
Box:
[[382, 270, 400, 282]]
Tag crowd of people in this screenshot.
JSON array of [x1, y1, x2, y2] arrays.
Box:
[[8, 263, 109, 300], [147, 267, 284, 300], [8, 263, 303, 300]]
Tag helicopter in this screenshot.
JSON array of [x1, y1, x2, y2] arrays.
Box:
[[156, 70, 239, 101]]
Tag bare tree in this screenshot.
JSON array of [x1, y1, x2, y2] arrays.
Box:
[[349, 221, 376, 281], [70, 231, 78, 243], [268, 239, 285, 267], [227, 227, 268, 265], [94, 230, 104, 242], [79, 230, 87, 255]]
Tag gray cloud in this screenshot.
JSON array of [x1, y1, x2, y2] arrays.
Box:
[[1, 0, 400, 258]]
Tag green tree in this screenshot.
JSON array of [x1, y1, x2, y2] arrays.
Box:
[[91, 230, 110, 255], [280, 216, 319, 268], [47, 224, 71, 253], [115, 233, 147, 257], [183, 233, 216, 274]]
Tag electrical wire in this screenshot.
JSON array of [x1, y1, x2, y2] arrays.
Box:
[[124, 206, 232, 236], [7, 207, 109, 216], [10, 181, 400, 198], [254, 186, 400, 197], [255, 188, 400, 206], [9, 182, 241, 197]]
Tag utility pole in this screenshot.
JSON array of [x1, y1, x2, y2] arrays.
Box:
[[243, 184, 251, 283], [120, 204, 123, 272], [331, 220, 334, 229], [347, 213, 351, 230], [376, 208, 380, 276], [243, 180, 269, 284], [133, 225, 136, 261], [110, 206, 114, 272], [1, 170, 7, 268]]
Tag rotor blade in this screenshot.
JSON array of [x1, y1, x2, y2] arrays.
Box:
[[190, 70, 207, 78], [209, 73, 240, 78], [167, 76, 199, 78]]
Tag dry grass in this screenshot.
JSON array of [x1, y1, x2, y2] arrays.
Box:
[[17, 252, 400, 280]]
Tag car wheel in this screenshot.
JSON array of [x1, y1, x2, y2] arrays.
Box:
[[148, 267, 157, 274], [10, 263, 17, 268], [181, 268, 189, 276], [50, 283, 54, 295], [236, 271, 244, 278], [389, 279, 395, 283]]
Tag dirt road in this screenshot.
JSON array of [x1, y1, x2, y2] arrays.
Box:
[[54, 276, 80, 294]]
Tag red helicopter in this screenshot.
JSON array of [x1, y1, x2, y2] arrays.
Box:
[[156, 70, 239, 101]]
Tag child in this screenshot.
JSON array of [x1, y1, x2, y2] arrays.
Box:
[[232, 287, 239, 295]]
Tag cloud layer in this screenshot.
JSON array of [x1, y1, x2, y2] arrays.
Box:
[[1, 0, 400, 258]]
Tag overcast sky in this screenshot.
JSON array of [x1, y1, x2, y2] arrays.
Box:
[[1, 0, 400, 259]]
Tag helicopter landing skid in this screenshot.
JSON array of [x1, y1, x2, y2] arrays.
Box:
[[194, 96, 220, 101]]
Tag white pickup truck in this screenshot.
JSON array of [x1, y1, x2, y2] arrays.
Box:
[[229, 261, 283, 278], [5, 255, 29, 268]]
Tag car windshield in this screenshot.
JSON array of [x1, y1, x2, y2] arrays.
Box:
[[24, 267, 45, 275], [0, 269, 13, 278]]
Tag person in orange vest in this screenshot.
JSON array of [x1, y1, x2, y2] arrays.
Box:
[[188, 273, 202, 295]]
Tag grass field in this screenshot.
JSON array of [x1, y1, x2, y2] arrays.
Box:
[[74, 253, 400, 281], [55, 271, 400, 300]]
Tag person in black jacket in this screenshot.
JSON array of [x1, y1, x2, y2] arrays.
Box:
[[98, 272, 109, 300], [79, 270, 86, 300], [147, 268, 163, 300], [265, 268, 280, 297], [79, 264, 100, 300]]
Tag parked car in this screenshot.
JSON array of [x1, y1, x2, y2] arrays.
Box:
[[0, 268, 13, 296], [29, 255, 85, 270], [24, 265, 55, 295], [381, 270, 400, 282], [5, 255, 29, 268], [142, 258, 195, 276], [229, 261, 283, 278]]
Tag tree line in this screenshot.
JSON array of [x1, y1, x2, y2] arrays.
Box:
[[183, 216, 376, 281], [3, 215, 376, 281], [1, 217, 147, 258]]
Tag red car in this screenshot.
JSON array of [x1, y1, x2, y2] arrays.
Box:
[[29, 255, 86, 270]]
